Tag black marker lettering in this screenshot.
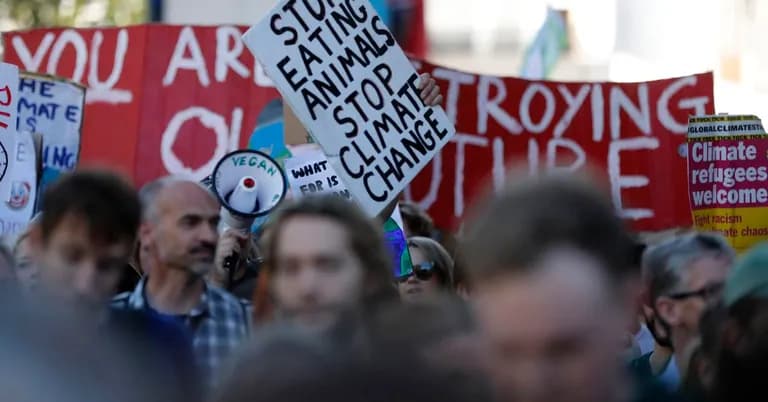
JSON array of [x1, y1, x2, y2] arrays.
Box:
[[424, 108, 449, 140], [373, 63, 394, 95], [299, 44, 322, 75], [278, 57, 308, 91], [334, 105, 358, 138], [301, 87, 328, 120], [364, 171, 387, 202], [270, 14, 298, 45], [340, 145, 364, 178]]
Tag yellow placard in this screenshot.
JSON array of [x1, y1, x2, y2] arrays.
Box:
[[693, 207, 768, 253]]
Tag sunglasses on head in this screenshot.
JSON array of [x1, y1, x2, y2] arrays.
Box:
[[396, 262, 436, 283]]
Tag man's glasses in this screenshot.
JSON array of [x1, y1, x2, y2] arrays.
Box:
[[396, 262, 435, 283], [668, 282, 724, 301]]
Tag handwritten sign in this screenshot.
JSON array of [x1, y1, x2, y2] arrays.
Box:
[[284, 145, 352, 200], [0, 130, 38, 237], [687, 115, 768, 252], [0, 63, 20, 209], [16, 73, 85, 207], [0, 64, 19, 135], [243, 0, 456, 217]]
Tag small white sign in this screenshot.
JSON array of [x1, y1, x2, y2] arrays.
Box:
[[285, 145, 352, 200]]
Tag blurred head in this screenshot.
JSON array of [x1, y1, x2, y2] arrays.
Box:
[[474, 248, 628, 402], [31, 170, 140, 314], [452, 250, 471, 299], [13, 230, 38, 291], [399, 202, 435, 238], [643, 233, 734, 347], [218, 322, 488, 402], [624, 241, 647, 342], [139, 178, 220, 277], [263, 196, 395, 333], [0, 242, 16, 286], [684, 303, 726, 398], [398, 237, 454, 302], [463, 174, 634, 402], [369, 296, 486, 386], [713, 298, 768, 402], [711, 245, 768, 402], [0, 296, 194, 402]]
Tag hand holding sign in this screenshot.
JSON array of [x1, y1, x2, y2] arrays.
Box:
[[243, 0, 456, 217], [418, 73, 443, 107]]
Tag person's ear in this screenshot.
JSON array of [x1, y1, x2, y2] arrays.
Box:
[[655, 296, 680, 326], [138, 222, 153, 247]]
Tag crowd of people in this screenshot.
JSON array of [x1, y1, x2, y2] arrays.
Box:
[[1, 163, 766, 402], [0, 49, 764, 402]]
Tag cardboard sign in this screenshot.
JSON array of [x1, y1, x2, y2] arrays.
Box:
[[3, 26, 715, 232], [16, 73, 85, 200], [284, 145, 352, 200], [0, 130, 38, 237], [687, 115, 768, 252], [243, 0, 456, 217], [0, 63, 20, 208]]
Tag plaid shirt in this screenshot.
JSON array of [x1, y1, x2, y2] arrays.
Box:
[[112, 278, 251, 388]]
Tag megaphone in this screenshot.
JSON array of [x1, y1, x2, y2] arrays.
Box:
[[211, 149, 288, 232], [209, 149, 287, 285]]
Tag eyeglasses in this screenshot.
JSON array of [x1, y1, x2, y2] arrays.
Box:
[[396, 262, 435, 283], [668, 282, 724, 301]]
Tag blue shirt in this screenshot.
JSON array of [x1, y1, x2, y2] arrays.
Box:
[[112, 278, 252, 389]]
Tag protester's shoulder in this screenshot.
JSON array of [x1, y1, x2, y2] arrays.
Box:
[[208, 284, 252, 311]]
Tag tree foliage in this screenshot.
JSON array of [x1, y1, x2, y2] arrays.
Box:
[[3, 0, 146, 28]]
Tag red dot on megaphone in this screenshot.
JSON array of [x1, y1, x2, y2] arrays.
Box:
[[243, 177, 256, 188]]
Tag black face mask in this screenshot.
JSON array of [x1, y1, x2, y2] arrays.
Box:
[[644, 311, 674, 350]]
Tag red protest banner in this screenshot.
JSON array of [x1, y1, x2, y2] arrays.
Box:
[[1, 25, 714, 232], [2, 25, 281, 183], [408, 61, 714, 231]]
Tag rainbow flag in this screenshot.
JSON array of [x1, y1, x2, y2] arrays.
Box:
[[384, 206, 413, 278]]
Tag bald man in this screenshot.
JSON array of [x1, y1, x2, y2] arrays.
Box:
[[113, 177, 251, 389]]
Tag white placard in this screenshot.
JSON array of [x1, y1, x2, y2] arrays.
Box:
[[1, 130, 38, 237], [243, 0, 455, 216], [284, 145, 352, 200], [16, 73, 85, 197], [0, 63, 20, 209]]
